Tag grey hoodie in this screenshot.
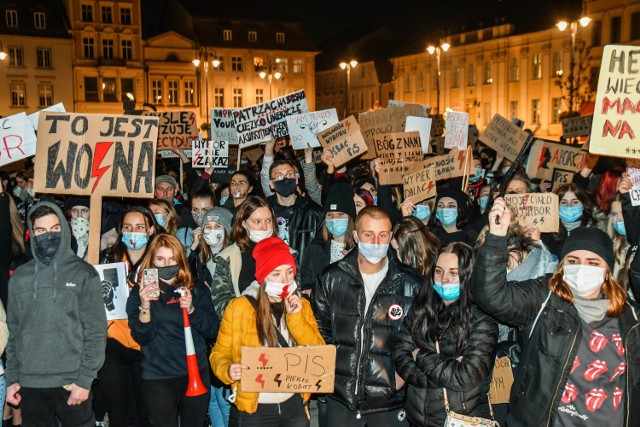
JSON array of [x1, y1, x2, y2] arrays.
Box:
[[6, 201, 107, 389]]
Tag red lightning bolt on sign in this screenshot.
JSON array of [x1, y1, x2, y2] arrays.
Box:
[[457, 150, 466, 170], [258, 353, 268, 367], [344, 120, 351, 131], [537, 147, 548, 172], [427, 181, 435, 193], [91, 142, 114, 193], [255, 374, 265, 389]]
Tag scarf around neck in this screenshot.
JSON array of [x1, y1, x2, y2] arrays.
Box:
[[573, 294, 610, 323]]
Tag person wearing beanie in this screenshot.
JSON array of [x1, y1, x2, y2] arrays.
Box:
[[154, 174, 197, 230], [210, 236, 324, 427], [429, 187, 478, 246], [472, 198, 640, 427]]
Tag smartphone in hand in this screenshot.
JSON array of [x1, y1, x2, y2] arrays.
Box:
[[142, 268, 160, 298]]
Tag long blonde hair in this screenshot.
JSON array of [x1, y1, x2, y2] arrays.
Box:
[[9, 196, 25, 257]]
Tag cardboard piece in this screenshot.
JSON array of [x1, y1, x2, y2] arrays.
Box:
[[28, 103, 66, 131], [0, 112, 38, 167], [94, 262, 129, 320], [317, 116, 368, 168], [232, 90, 308, 148], [562, 115, 594, 138], [551, 168, 575, 192], [526, 139, 587, 183], [143, 111, 198, 149], [211, 108, 239, 145], [159, 149, 192, 158], [286, 109, 339, 150], [405, 116, 433, 154], [240, 345, 336, 393], [489, 357, 515, 405], [192, 140, 211, 168], [630, 186, 640, 207], [479, 114, 530, 161], [626, 159, 640, 186], [430, 115, 445, 137], [421, 149, 469, 181], [374, 131, 423, 185], [504, 193, 560, 233], [211, 140, 229, 168], [403, 166, 436, 202], [444, 111, 469, 150]]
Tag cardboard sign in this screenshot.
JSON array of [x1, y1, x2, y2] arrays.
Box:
[[374, 131, 423, 185], [489, 357, 515, 405], [28, 103, 66, 131], [286, 109, 339, 150], [562, 115, 594, 138], [33, 112, 159, 197], [0, 112, 38, 167], [317, 116, 368, 167], [211, 140, 229, 168], [405, 116, 432, 154], [551, 168, 575, 192], [526, 139, 587, 182], [94, 262, 129, 320], [444, 111, 469, 150], [479, 114, 529, 161], [232, 90, 308, 148], [143, 111, 198, 149], [403, 166, 436, 202], [626, 159, 640, 186], [240, 345, 336, 393], [630, 186, 640, 206], [504, 193, 560, 233], [430, 115, 445, 137], [159, 149, 192, 158], [192, 140, 211, 168], [421, 149, 469, 181], [211, 108, 239, 145]]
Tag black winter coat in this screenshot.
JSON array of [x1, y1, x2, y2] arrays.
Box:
[[299, 236, 330, 292], [394, 303, 498, 427], [472, 233, 640, 427], [313, 249, 423, 415]]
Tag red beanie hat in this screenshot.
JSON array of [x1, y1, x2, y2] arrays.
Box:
[[253, 236, 296, 284]]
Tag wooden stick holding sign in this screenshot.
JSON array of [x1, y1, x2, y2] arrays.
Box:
[[504, 193, 560, 233], [33, 112, 159, 265]]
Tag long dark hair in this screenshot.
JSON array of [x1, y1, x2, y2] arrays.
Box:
[[108, 205, 157, 264], [231, 196, 277, 252], [410, 242, 475, 352], [555, 182, 598, 243], [392, 217, 440, 275]]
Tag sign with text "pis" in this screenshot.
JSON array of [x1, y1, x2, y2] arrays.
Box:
[[0, 112, 37, 167], [403, 166, 436, 202], [142, 111, 198, 150], [33, 113, 159, 197], [526, 139, 587, 181], [479, 113, 529, 161], [240, 345, 336, 393], [562, 115, 593, 138], [374, 131, 423, 185], [590, 45, 640, 159], [504, 193, 559, 233], [317, 116, 368, 167], [286, 108, 339, 150], [444, 111, 469, 150]]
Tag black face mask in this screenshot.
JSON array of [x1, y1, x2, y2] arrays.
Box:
[[157, 264, 180, 281], [273, 178, 297, 197], [480, 158, 492, 169], [34, 231, 61, 265]]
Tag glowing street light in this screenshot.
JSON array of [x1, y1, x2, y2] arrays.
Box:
[[427, 41, 451, 114], [339, 59, 358, 118], [556, 16, 591, 112]]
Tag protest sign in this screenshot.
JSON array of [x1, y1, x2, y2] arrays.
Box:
[[626, 159, 640, 186], [211, 140, 229, 168], [374, 132, 423, 185], [590, 45, 640, 158], [444, 111, 469, 150], [286, 108, 339, 150], [562, 115, 593, 138], [0, 112, 38, 167], [479, 114, 529, 161], [317, 116, 368, 167], [526, 139, 587, 183], [28, 103, 66, 131], [403, 166, 436, 202], [192, 140, 211, 168], [94, 262, 129, 320], [420, 149, 469, 181], [240, 345, 336, 393], [630, 186, 640, 207], [388, 100, 430, 114], [231, 90, 308, 148], [504, 193, 559, 233], [405, 116, 432, 154], [211, 108, 239, 145], [359, 105, 428, 159], [551, 168, 575, 192], [489, 357, 514, 405], [430, 114, 445, 137], [142, 111, 198, 149]]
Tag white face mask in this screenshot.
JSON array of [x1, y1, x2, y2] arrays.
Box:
[[264, 279, 297, 299], [563, 264, 606, 298], [203, 229, 225, 252], [358, 242, 389, 264], [71, 217, 90, 239], [247, 227, 273, 243]]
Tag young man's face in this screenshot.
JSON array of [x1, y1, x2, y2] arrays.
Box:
[[33, 214, 61, 236]]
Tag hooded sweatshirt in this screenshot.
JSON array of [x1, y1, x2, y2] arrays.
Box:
[[5, 201, 107, 390]]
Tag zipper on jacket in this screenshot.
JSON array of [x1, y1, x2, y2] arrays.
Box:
[[545, 326, 579, 426], [624, 322, 639, 427]]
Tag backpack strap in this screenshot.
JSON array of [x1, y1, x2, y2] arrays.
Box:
[[244, 295, 290, 348], [528, 290, 552, 339]]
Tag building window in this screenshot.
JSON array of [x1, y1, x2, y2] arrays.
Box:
[[233, 88, 243, 108], [509, 100, 518, 121], [9, 47, 24, 67], [591, 20, 602, 46], [166, 80, 178, 105], [34, 12, 46, 29], [611, 16, 622, 44], [10, 83, 26, 106], [83, 37, 95, 58], [256, 88, 264, 104], [483, 61, 493, 84], [101, 6, 113, 24], [6, 9, 18, 28], [121, 40, 133, 60], [253, 56, 264, 72], [36, 48, 52, 68], [120, 7, 131, 25], [404, 73, 411, 93], [38, 83, 53, 107], [531, 54, 542, 80], [216, 56, 225, 71], [632, 13, 640, 40], [152, 79, 163, 104], [276, 32, 285, 44], [483, 102, 492, 126], [551, 97, 562, 123], [417, 71, 425, 91], [84, 77, 98, 101], [509, 57, 519, 82], [451, 67, 460, 88], [359, 93, 364, 110], [183, 81, 194, 105], [531, 99, 541, 124], [276, 58, 288, 74], [370, 91, 375, 108], [552, 51, 563, 77], [102, 77, 117, 102], [293, 59, 303, 74], [214, 88, 224, 107], [81, 4, 93, 22], [467, 63, 476, 86], [248, 31, 257, 42], [223, 29, 232, 41], [102, 39, 114, 59], [231, 56, 243, 72], [350, 93, 355, 111], [121, 78, 134, 101]]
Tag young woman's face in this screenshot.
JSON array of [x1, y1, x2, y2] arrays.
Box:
[[434, 252, 459, 284], [203, 221, 225, 232], [610, 200, 623, 223], [191, 197, 214, 217], [153, 246, 177, 267], [360, 182, 377, 198], [437, 197, 458, 210], [506, 179, 528, 194], [561, 191, 582, 207], [564, 250, 607, 269], [122, 212, 153, 236], [244, 206, 274, 231], [265, 264, 295, 284], [230, 174, 252, 198], [354, 194, 367, 214], [326, 211, 348, 220]]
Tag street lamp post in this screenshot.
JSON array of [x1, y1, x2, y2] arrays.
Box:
[[557, 17, 591, 113], [427, 41, 450, 115], [259, 58, 282, 99], [193, 48, 220, 127], [339, 60, 358, 119]]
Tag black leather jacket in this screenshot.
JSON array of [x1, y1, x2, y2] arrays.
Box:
[[472, 233, 640, 427], [313, 249, 423, 415]]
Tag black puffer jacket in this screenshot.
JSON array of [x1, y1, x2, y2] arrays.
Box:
[[299, 236, 330, 292], [472, 233, 640, 427], [313, 249, 423, 415], [394, 303, 498, 427]]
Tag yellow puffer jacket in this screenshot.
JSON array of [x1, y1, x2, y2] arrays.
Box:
[[210, 294, 325, 414]]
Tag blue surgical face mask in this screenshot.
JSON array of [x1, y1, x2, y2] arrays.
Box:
[[154, 213, 166, 228], [219, 195, 229, 206], [326, 218, 349, 237], [559, 205, 583, 223], [121, 232, 149, 250], [358, 242, 388, 264], [479, 196, 489, 211], [436, 208, 458, 227], [434, 281, 461, 301], [413, 204, 431, 222], [373, 195, 378, 206], [613, 220, 627, 236], [470, 167, 483, 183]]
